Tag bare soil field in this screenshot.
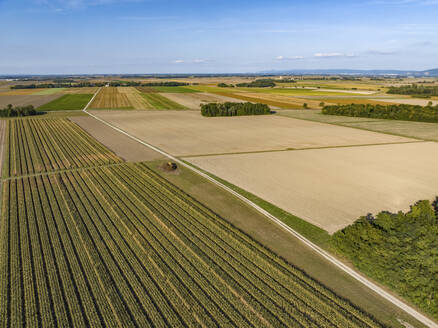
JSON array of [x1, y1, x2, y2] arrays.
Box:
[[0, 89, 41, 95], [91, 110, 414, 156], [224, 91, 322, 109], [371, 98, 438, 106], [185, 141, 438, 233], [118, 87, 152, 109], [0, 94, 62, 107], [161, 92, 241, 109], [89, 86, 133, 109], [70, 116, 163, 161]]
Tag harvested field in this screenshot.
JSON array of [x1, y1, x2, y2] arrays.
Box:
[[118, 87, 152, 109], [70, 116, 163, 161], [91, 110, 414, 156], [0, 89, 42, 95], [0, 94, 62, 108], [371, 98, 438, 106], [162, 92, 241, 109], [38, 94, 93, 111], [151, 86, 199, 93], [89, 87, 133, 109], [62, 87, 99, 94], [185, 141, 438, 233], [213, 91, 321, 109], [322, 98, 398, 106], [141, 93, 187, 110], [135, 86, 159, 93], [279, 110, 438, 141]]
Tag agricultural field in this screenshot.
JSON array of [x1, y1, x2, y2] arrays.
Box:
[[38, 94, 93, 111], [141, 92, 187, 110], [33, 88, 66, 95], [0, 161, 385, 327], [90, 110, 413, 156], [117, 87, 152, 109], [2, 118, 122, 178], [185, 141, 438, 233], [279, 109, 438, 141], [61, 87, 99, 94], [150, 86, 199, 93], [370, 98, 438, 106], [0, 94, 62, 108], [89, 87, 133, 109], [162, 92, 241, 109]]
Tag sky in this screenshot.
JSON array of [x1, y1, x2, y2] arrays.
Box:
[[0, 0, 437, 74]]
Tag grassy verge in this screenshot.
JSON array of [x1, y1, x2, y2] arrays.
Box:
[[141, 92, 187, 110], [38, 94, 93, 110]]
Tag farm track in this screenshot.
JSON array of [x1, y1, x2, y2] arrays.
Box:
[[84, 101, 438, 328], [0, 162, 385, 327]]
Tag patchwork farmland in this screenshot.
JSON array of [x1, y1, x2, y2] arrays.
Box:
[[89, 87, 133, 109], [0, 118, 386, 327]]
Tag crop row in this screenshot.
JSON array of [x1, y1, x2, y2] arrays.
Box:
[[3, 118, 122, 178], [0, 164, 384, 327]]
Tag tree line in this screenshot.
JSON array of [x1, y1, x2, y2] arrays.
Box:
[[0, 104, 37, 117], [11, 81, 189, 89], [322, 103, 438, 123], [332, 198, 438, 320], [236, 79, 276, 88], [201, 102, 271, 117], [387, 84, 438, 97]]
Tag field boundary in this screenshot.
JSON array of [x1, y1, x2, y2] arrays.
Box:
[[82, 97, 438, 328]]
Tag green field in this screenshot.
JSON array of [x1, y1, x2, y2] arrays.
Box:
[[33, 88, 66, 95], [38, 94, 93, 111], [141, 92, 187, 110], [2, 118, 121, 178], [152, 86, 199, 93]]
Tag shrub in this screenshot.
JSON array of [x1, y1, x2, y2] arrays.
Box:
[[201, 102, 271, 117]]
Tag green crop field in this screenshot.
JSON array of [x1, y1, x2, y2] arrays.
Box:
[[141, 92, 187, 110], [38, 94, 93, 111], [152, 86, 199, 93], [33, 88, 66, 95], [0, 160, 385, 327], [2, 118, 121, 178]]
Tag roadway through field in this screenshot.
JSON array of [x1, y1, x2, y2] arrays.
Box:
[[82, 87, 438, 328]]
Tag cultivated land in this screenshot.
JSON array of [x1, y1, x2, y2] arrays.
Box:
[[91, 110, 414, 156], [141, 92, 187, 110], [162, 92, 241, 109], [2, 118, 122, 178], [70, 116, 164, 161], [279, 109, 438, 141], [38, 94, 94, 111], [90, 87, 133, 109], [0, 118, 389, 327], [117, 87, 152, 109], [371, 98, 438, 106], [0, 94, 62, 108]]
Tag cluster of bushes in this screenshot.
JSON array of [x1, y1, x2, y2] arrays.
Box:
[[387, 84, 438, 97], [201, 102, 271, 117], [322, 103, 438, 123], [217, 83, 235, 88], [236, 79, 276, 88], [332, 198, 438, 319], [0, 104, 37, 117]]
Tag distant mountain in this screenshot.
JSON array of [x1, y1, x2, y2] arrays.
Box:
[[259, 68, 438, 77]]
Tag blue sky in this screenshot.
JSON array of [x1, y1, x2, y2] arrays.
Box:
[[1, 0, 437, 74]]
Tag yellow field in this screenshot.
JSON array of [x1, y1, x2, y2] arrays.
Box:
[[117, 87, 152, 109], [226, 91, 323, 109], [61, 87, 99, 94], [89, 87, 133, 109]]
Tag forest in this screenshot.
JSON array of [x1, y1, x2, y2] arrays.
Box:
[[387, 84, 438, 97], [201, 102, 271, 116], [332, 198, 438, 320], [322, 103, 438, 123], [0, 104, 37, 117]]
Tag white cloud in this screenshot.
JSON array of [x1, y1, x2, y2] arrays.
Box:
[[172, 59, 208, 64], [172, 59, 185, 64], [276, 55, 304, 60]]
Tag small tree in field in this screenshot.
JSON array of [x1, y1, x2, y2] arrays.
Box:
[[319, 102, 325, 107], [303, 103, 308, 109]]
